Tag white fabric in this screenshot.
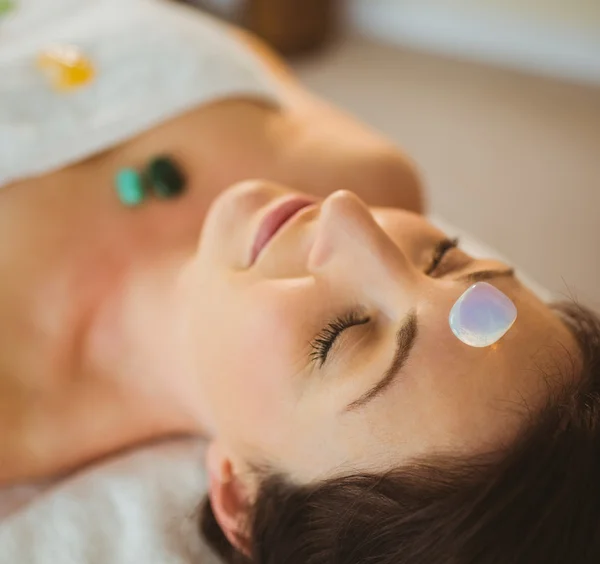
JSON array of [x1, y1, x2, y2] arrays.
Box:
[[0, 0, 281, 187], [0, 438, 222, 564]]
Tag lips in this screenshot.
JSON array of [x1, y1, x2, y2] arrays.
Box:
[[250, 196, 316, 265]]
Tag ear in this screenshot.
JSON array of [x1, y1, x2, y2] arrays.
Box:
[[206, 440, 253, 556]]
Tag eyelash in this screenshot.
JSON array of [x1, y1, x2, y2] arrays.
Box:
[[426, 237, 459, 276], [308, 238, 460, 367], [309, 309, 369, 367]]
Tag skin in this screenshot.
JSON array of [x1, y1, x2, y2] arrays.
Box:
[[181, 180, 579, 551], [188, 181, 578, 465], [0, 26, 421, 482], [173, 179, 577, 551], [0, 20, 579, 549]]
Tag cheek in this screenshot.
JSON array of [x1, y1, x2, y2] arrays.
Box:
[[194, 288, 300, 436]]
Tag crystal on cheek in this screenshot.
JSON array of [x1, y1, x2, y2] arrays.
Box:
[[449, 282, 517, 347]]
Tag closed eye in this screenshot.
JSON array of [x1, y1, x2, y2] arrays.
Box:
[[308, 238, 460, 367], [426, 238, 459, 277], [308, 307, 370, 368]]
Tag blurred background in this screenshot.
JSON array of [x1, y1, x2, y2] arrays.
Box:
[[171, 1, 599, 306]]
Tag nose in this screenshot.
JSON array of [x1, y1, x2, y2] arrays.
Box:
[[308, 190, 418, 302]]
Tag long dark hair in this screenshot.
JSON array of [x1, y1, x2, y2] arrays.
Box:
[[200, 301, 600, 563]]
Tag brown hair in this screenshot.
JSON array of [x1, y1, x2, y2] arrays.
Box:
[[200, 301, 600, 563]]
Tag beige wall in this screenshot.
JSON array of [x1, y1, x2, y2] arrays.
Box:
[[450, 0, 600, 33], [294, 37, 600, 305], [347, 0, 600, 85], [353, 0, 600, 35]]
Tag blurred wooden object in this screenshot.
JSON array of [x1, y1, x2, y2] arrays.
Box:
[[186, 0, 337, 56], [242, 0, 336, 56]]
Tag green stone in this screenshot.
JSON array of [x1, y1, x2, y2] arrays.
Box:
[[147, 156, 186, 199], [115, 168, 145, 207], [0, 0, 16, 16]]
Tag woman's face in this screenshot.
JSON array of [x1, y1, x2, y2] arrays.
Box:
[[180, 181, 578, 482]]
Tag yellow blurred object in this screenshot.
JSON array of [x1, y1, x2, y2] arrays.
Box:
[[37, 45, 95, 91]]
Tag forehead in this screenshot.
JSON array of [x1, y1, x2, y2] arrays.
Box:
[[421, 281, 574, 407], [341, 290, 577, 470]]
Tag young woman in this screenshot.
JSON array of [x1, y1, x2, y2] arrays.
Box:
[[2, 1, 599, 563]]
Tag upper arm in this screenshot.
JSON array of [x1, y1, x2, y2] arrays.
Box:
[[230, 24, 427, 213], [275, 103, 427, 214], [343, 146, 426, 214]]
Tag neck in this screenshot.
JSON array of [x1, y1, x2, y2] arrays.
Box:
[[84, 250, 211, 437]]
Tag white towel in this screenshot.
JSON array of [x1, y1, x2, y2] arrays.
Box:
[[0, 437, 222, 564], [0, 0, 280, 187]]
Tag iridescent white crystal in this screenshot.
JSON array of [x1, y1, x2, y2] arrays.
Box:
[[449, 282, 517, 347]]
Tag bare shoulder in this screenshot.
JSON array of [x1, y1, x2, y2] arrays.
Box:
[[229, 26, 426, 213]]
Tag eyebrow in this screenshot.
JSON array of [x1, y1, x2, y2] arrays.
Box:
[[455, 267, 515, 284], [344, 267, 516, 412], [346, 310, 418, 412]]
